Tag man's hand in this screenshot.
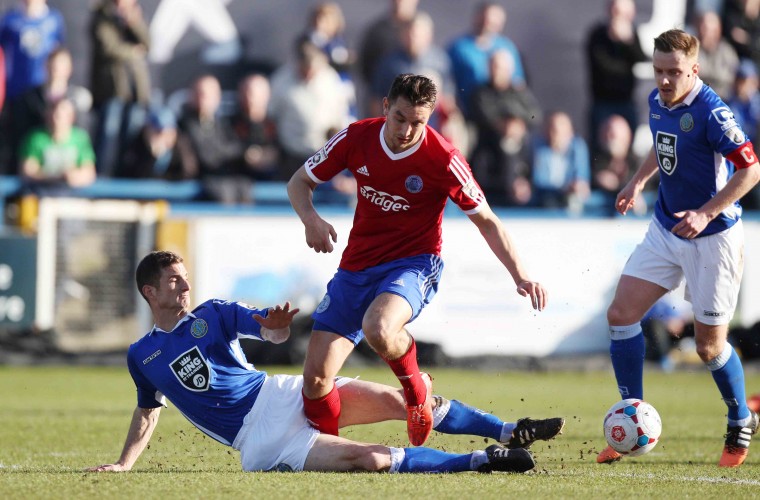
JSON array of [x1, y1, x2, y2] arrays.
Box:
[[304, 216, 338, 253], [516, 280, 547, 311], [672, 210, 710, 239], [615, 182, 639, 215], [254, 302, 300, 330]]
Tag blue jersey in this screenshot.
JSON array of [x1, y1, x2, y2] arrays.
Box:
[[649, 78, 748, 237], [0, 6, 64, 99], [127, 299, 270, 446]]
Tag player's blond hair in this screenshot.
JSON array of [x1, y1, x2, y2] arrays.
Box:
[[654, 29, 699, 60]]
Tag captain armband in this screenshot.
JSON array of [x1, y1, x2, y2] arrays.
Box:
[[726, 142, 758, 169]]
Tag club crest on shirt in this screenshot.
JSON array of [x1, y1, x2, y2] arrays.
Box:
[[656, 131, 678, 175], [316, 293, 331, 313], [405, 175, 423, 193], [170, 346, 210, 392], [190, 319, 208, 338], [679, 113, 694, 132]]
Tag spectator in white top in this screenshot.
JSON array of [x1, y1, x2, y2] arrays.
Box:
[[269, 35, 350, 180]]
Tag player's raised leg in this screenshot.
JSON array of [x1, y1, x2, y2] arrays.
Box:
[[337, 377, 564, 448], [362, 292, 432, 446], [302, 330, 355, 436], [598, 274, 666, 464], [694, 322, 759, 467], [303, 433, 535, 473]]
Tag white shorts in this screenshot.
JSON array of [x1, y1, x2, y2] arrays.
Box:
[[622, 218, 744, 326], [232, 374, 352, 472]]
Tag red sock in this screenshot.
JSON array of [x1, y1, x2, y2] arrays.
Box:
[[384, 338, 426, 406], [302, 384, 341, 436]]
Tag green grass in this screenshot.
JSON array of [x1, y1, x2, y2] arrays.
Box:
[[0, 365, 759, 499]]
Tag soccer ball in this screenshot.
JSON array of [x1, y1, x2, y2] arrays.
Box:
[[603, 399, 662, 457]]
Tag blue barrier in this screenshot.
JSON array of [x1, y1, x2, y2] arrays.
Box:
[[0, 176, 298, 230], [0, 176, 293, 203]]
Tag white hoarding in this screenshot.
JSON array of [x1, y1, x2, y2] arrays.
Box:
[[190, 214, 760, 357]]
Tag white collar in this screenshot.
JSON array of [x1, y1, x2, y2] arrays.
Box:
[[379, 122, 425, 160], [149, 312, 195, 335]]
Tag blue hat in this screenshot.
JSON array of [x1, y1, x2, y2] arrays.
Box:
[[737, 59, 758, 79], [148, 108, 176, 130]]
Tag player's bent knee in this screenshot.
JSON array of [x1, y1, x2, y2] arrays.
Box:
[[696, 342, 721, 363], [607, 302, 638, 326], [303, 374, 334, 395]]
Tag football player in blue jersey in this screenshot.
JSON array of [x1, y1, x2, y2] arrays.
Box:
[[596, 29, 760, 467], [87, 251, 563, 474]]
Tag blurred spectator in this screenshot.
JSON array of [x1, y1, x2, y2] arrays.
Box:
[[591, 114, 648, 214], [0, 47, 5, 113], [0, 46, 5, 173], [0, 0, 64, 172], [269, 35, 350, 180], [89, 0, 151, 177], [117, 107, 196, 180], [728, 59, 760, 142], [19, 98, 96, 193], [727, 59, 760, 209], [178, 74, 250, 204], [427, 71, 470, 155], [12, 47, 92, 171], [447, 2, 526, 118], [585, 0, 648, 150], [531, 111, 591, 211], [230, 74, 279, 181], [0, 0, 64, 102], [696, 10, 740, 100], [357, 0, 419, 114], [723, 0, 760, 70], [693, 0, 726, 15], [469, 49, 541, 206], [370, 12, 453, 118], [304, 2, 357, 120]]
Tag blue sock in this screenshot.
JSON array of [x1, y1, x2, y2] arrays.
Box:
[[609, 324, 645, 400], [396, 447, 481, 473], [434, 399, 504, 441], [707, 343, 750, 424]]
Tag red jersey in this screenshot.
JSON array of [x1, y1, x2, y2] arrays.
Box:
[[304, 117, 486, 271]]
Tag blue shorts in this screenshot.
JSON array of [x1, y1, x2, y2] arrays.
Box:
[[312, 254, 444, 345]]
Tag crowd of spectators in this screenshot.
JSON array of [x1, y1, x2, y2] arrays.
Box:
[[1, 0, 760, 211]]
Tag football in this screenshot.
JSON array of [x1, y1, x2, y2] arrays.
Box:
[[603, 398, 662, 456]]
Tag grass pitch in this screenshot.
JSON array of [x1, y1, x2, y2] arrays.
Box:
[[0, 364, 759, 499]]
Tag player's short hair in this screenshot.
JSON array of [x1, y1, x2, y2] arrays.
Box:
[[136, 251, 183, 302], [654, 29, 699, 59], [387, 74, 437, 109]]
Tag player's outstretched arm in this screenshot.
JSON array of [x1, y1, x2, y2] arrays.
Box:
[[467, 205, 547, 311], [86, 406, 161, 472], [253, 302, 300, 344], [616, 148, 659, 215], [287, 166, 338, 253]]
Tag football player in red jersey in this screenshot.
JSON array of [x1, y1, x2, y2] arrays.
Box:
[[287, 74, 547, 446]]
